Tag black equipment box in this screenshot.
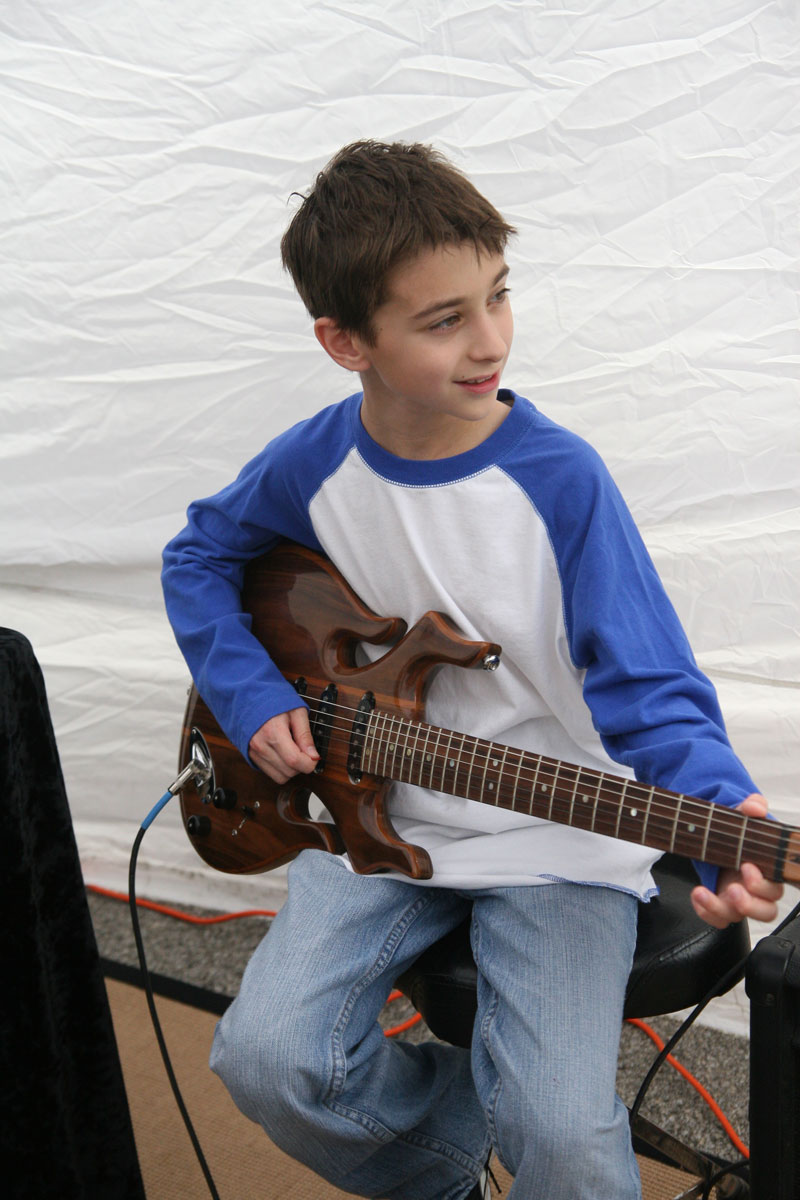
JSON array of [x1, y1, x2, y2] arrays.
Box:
[[746, 909, 800, 1199]]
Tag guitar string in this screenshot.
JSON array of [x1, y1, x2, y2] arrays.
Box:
[[286, 696, 785, 861]]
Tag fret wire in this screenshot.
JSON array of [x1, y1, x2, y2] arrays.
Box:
[[382, 712, 396, 778], [463, 734, 480, 798], [362, 709, 377, 773], [547, 761, 560, 821], [361, 710, 373, 772], [369, 710, 383, 774], [419, 720, 431, 787], [405, 716, 419, 782], [402, 717, 414, 782], [568, 768, 580, 828], [388, 714, 403, 780], [381, 712, 395, 778], [700, 803, 713, 861], [527, 756, 537, 816], [452, 732, 467, 797], [394, 716, 406, 781], [453, 730, 467, 789], [641, 786, 654, 845], [529, 753, 542, 815], [480, 740, 495, 805], [735, 814, 748, 871], [495, 744, 510, 808], [614, 779, 629, 839], [427, 725, 443, 789], [399, 716, 414, 782], [591, 774, 603, 832], [670, 796, 684, 853], [376, 711, 389, 775], [416, 722, 432, 786], [439, 729, 456, 792], [506, 746, 524, 814], [376, 711, 388, 776], [409, 718, 425, 786]]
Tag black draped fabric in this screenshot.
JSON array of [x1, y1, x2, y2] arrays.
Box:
[[0, 629, 145, 1199]]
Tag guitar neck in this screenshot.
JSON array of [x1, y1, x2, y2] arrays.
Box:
[[362, 708, 798, 883]]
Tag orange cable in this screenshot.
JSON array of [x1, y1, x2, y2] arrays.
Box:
[[626, 1017, 749, 1158], [383, 988, 423, 1038], [87, 883, 276, 923], [384, 1012, 424, 1037]]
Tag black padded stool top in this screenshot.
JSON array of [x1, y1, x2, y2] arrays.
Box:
[[395, 854, 750, 1048]]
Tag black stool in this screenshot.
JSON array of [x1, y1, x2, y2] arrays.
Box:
[[396, 854, 751, 1196]]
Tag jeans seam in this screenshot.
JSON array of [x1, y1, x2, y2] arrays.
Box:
[[327, 889, 433, 1097], [473, 913, 506, 1171], [322, 885, 487, 1178], [397, 1127, 491, 1176], [323, 1100, 487, 1178], [324, 888, 472, 1155]]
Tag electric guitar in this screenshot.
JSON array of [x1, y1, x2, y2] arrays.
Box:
[[179, 542, 800, 884]]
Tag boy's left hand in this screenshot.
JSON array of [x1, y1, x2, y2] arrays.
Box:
[[691, 794, 784, 928]]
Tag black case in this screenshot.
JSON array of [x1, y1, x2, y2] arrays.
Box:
[[746, 909, 800, 1199]]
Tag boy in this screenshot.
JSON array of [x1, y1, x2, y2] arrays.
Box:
[[162, 141, 781, 1199]]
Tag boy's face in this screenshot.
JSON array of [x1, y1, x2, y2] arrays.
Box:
[[352, 242, 514, 458]]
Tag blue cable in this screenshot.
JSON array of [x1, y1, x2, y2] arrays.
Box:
[[141, 789, 174, 830]]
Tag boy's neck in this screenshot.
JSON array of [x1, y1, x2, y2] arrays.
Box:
[[359, 391, 512, 461]]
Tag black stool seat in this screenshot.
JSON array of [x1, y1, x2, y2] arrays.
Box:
[[395, 854, 750, 1048]]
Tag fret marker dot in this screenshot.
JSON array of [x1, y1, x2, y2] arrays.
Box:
[[492, 759, 499, 767], [426, 754, 432, 761], [630, 808, 638, 818], [488, 782, 494, 791], [406, 749, 412, 756], [449, 759, 455, 768], [582, 795, 589, 803], [687, 824, 696, 833]]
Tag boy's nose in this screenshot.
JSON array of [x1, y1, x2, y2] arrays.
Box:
[[468, 315, 508, 362]]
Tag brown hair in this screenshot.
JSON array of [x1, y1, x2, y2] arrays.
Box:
[[280, 140, 515, 343]]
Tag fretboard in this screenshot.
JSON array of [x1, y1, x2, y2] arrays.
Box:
[[362, 708, 792, 881]]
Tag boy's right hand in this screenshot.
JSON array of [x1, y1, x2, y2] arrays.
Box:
[[248, 707, 320, 783]]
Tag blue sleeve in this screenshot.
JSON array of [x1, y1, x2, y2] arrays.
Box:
[[521, 426, 759, 892], [161, 401, 354, 761]]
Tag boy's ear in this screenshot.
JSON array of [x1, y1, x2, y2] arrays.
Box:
[[314, 317, 372, 372]]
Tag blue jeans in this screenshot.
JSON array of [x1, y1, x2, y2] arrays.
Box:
[[210, 850, 642, 1199]]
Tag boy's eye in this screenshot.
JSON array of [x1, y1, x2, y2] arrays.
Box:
[[430, 313, 460, 331], [427, 287, 510, 332]]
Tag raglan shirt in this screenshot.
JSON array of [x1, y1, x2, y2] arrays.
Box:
[[162, 390, 758, 899]]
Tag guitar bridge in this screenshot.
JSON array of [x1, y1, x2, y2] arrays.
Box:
[[347, 692, 375, 784]]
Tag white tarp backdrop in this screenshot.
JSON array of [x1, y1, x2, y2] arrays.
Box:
[[2, 1, 798, 1032]]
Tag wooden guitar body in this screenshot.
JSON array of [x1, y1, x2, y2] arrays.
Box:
[[179, 542, 500, 878]]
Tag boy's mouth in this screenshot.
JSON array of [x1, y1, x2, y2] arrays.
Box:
[[456, 371, 500, 394]]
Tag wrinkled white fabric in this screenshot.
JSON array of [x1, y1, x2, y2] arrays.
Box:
[[1, 4, 797, 1037]]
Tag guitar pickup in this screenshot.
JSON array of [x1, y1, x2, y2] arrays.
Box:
[[347, 692, 375, 783], [308, 682, 337, 772]]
